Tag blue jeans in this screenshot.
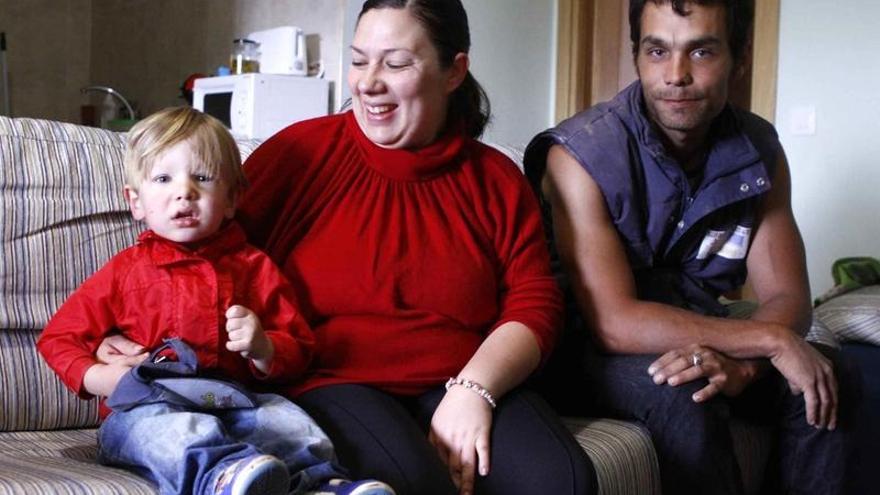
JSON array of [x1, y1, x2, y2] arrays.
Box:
[[97, 392, 345, 495], [538, 328, 857, 495]]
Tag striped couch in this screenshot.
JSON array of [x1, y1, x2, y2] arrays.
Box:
[[0, 116, 827, 494]]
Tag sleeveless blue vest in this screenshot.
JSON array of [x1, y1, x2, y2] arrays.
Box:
[[524, 81, 781, 316]]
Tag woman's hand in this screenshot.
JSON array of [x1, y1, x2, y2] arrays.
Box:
[[648, 345, 758, 402], [96, 334, 149, 366], [428, 386, 493, 495]]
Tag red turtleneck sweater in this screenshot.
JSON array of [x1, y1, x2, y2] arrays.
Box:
[[238, 112, 561, 396]]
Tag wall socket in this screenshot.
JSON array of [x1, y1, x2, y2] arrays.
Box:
[[789, 105, 817, 136]]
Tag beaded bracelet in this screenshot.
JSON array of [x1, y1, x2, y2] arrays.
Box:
[[445, 377, 497, 409]]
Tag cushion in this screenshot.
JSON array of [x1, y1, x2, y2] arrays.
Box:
[[0, 117, 138, 331], [564, 417, 661, 495], [815, 285, 880, 345], [564, 416, 772, 495], [0, 429, 156, 494], [0, 329, 99, 431]]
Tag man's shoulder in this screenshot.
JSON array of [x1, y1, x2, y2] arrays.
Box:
[[550, 91, 634, 147], [725, 106, 783, 174], [524, 84, 637, 183]]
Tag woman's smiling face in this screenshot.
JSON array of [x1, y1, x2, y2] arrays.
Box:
[[348, 7, 466, 150]]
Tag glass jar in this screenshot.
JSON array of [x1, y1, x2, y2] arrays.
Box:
[[230, 38, 260, 75]]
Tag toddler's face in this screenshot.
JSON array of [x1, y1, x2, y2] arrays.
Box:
[[125, 140, 235, 245]]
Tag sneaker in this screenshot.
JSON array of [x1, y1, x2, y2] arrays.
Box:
[[213, 454, 290, 495], [307, 478, 396, 495]]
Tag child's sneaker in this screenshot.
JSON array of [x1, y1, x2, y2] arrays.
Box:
[[308, 478, 396, 495], [213, 454, 289, 495]]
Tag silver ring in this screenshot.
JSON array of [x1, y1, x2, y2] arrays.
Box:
[[691, 352, 703, 367]]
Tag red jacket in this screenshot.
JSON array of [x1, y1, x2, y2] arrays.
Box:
[[37, 222, 313, 406]]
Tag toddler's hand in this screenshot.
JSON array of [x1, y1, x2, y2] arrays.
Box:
[[83, 362, 135, 398], [96, 334, 149, 366], [225, 305, 274, 365]]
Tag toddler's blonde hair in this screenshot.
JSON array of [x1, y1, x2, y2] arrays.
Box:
[[124, 107, 246, 194]]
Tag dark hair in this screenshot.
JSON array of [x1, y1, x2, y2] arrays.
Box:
[[358, 0, 491, 138], [629, 0, 754, 62]]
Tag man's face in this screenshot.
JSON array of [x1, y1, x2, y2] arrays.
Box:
[[636, 2, 737, 142]]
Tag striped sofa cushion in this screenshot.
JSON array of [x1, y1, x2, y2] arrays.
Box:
[[0, 116, 138, 330], [0, 429, 156, 494], [565, 418, 661, 495], [565, 417, 773, 495], [0, 329, 99, 431], [815, 285, 880, 345]]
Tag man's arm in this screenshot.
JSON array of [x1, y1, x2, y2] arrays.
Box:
[[544, 144, 790, 355], [544, 144, 837, 428], [745, 149, 812, 334]]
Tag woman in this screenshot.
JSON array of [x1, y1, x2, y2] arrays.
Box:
[[100, 1, 595, 494]]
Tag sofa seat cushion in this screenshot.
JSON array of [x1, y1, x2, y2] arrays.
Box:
[[564, 417, 773, 495], [815, 285, 880, 345], [0, 429, 155, 494], [0, 329, 98, 431], [564, 417, 661, 495]]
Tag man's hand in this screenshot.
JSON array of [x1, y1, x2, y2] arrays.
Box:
[[96, 334, 149, 366], [649, 345, 757, 402], [428, 386, 493, 495], [225, 305, 274, 373], [769, 333, 838, 430]]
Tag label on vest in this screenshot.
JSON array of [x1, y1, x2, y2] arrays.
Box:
[[696, 225, 752, 260]]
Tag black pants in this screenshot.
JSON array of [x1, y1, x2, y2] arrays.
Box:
[[297, 384, 597, 495], [538, 328, 860, 495]]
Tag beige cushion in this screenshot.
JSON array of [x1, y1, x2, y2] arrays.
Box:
[[815, 285, 880, 345], [0, 329, 99, 431], [565, 417, 661, 495], [0, 429, 156, 494], [565, 416, 773, 495], [0, 116, 138, 331]]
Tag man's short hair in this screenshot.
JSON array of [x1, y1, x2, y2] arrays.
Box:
[[124, 106, 246, 193], [629, 0, 754, 62]]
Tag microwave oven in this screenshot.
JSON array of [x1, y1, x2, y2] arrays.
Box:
[[193, 74, 330, 139]]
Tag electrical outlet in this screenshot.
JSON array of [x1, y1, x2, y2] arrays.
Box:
[[790, 105, 817, 136]]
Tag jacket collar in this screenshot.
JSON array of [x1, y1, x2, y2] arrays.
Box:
[[137, 221, 247, 266], [619, 80, 763, 184]]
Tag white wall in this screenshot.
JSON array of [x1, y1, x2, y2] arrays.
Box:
[[464, 0, 556, 147], [776, 0, 880, 297], [342, 0, 557, 147]]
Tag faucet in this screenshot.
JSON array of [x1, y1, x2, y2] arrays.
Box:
[[81, 85, 136, 120]]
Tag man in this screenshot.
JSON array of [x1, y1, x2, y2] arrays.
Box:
[[524, 1, 852, 493]]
